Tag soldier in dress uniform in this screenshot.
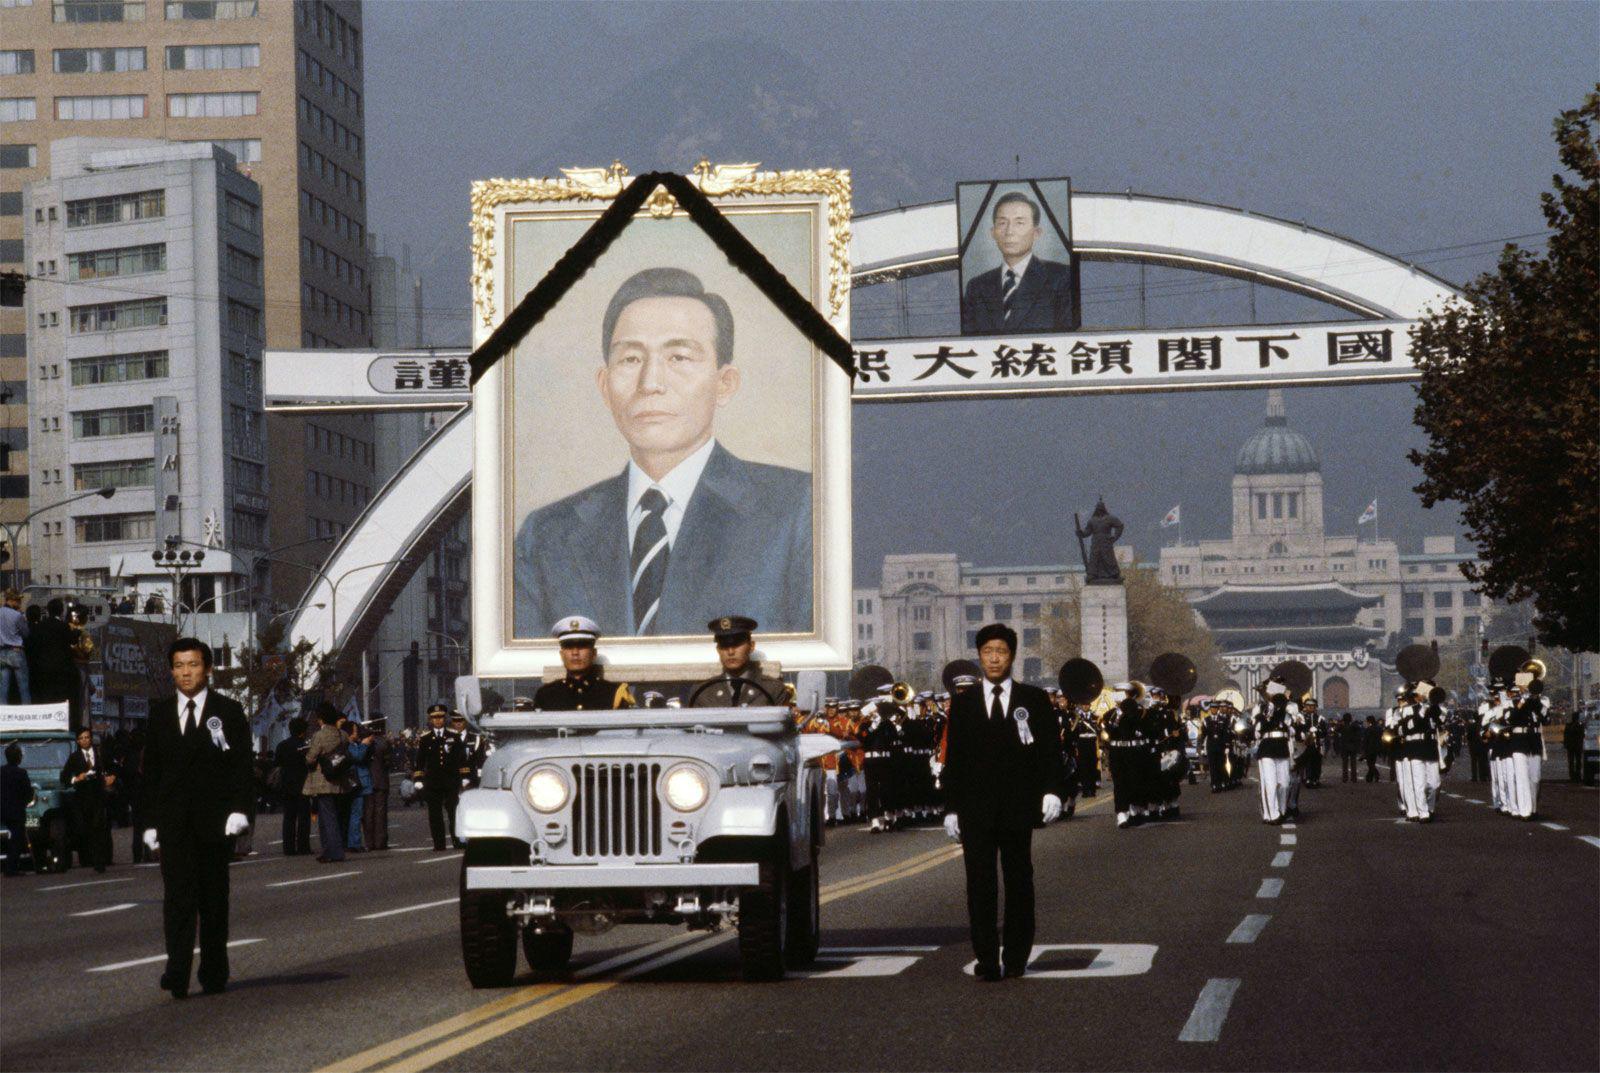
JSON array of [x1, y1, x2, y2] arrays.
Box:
[[1068, 704, 1101, 799], [1104, 682, 1149, 829], [1505, 682, 1547, 820], [1252, 678, 1296, 825], [1146, 687, 1184, 821], [1395, 685, 1443, 822], [1484, 684, 1516, 812], [533, 616, 635, 711], [861, 696, 901, 832], [1200, 701, 1233, 792], [450, 712, 491, 790], [689, 616, 795, 708], [412, 703, 468, 851]]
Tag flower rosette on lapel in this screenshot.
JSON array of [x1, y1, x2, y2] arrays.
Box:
[[206, 716, 228, 751], [1013, 707, 1034, 745]]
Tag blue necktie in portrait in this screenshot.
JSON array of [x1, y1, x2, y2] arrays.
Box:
[[631, 488, 670, 635], [1001, 268, 1018, 321]]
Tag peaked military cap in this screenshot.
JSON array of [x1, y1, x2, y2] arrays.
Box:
[[709, 615, 758, 644], [553, 615, 600, 645], [426, 702, 450, 717]]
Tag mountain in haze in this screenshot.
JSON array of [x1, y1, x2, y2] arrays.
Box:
[[519, 37, 948, 214]]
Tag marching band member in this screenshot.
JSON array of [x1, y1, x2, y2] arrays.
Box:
[[818, 700, 844, 826], [1395, 687, 1442, 822], [1146, 687, 1184, 822], [1487, 686, 1518, 814], [1506, 682, 1548, 820], [1200, 701, 1232, 792], [861, 696, 900, 832], [1105, 682, 1148, 828], [1252, 677, 1296, 825]]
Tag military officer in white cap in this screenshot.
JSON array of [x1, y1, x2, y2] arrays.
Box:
[[533, 616, 635, 710], [688, 616, 794, 708]]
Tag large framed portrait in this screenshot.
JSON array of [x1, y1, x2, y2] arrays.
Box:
[[470, 165, 853, 680], [956, 177, 1079, 336]]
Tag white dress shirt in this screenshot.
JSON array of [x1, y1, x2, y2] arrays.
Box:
[[1000, 253, 1034, 288], [179, 687, 209, 732], [625, 437, 716, 550], [983, 676, 1014, 716]]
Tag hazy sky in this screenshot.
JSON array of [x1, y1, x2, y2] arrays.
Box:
[[362, 1, 1595, 583]]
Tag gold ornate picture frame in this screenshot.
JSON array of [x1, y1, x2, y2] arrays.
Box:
[[469, 164, 854, 682]]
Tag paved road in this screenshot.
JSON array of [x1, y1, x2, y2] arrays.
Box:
[[3, 764, 1595, 1072]]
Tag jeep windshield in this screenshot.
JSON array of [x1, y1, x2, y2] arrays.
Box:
[[14, 741, 73, 772]]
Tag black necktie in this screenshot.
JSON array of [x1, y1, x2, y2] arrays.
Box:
[[1002, 268, 1018, 319], [991, 685, 1004, 722], [631, 488, 669, 635]]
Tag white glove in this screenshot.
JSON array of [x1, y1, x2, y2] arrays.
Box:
[[943, 813, 960, 841], [224, 812, 250, 837], [929, 759, 943, 778], [143, 829, 160, 853], [1042, 794, 1063, 824]]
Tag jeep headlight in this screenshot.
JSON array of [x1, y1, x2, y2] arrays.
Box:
[[663, 765, 709, 812], [525, 767, 569, 813]]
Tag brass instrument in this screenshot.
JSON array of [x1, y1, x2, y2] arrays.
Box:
[[889, 682, 915, 706]]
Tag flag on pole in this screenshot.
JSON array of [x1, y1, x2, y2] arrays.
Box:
[[1358, 498, 1378, 526], [1160, 505, 1181, 529]]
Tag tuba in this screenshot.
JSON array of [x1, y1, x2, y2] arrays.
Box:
[[890, 682, 915, 706]]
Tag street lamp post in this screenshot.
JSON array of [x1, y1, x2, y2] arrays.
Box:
[[1, 486, 116, 591], [328, 559, 409, 648], [427, 630, 468, 678]]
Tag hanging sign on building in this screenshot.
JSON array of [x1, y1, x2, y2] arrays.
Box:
[[263, 349, 474, 411]]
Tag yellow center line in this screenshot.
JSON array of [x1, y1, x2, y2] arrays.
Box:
[[326, 809, 1123, 1073]]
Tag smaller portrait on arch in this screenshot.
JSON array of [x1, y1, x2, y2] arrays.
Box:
[[956, 177, 1080, 336]]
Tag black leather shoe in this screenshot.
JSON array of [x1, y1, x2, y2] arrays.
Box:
[[160, 973, 189, 1000], [975, 963, 1003, 982], [200, 980, 227, 995], [1002, 965, 1026, 979]]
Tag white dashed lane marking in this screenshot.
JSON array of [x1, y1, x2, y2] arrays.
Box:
[[267, 870, 360, 888], [70, 902, 138, 917], [38, 877, 132, 893], [1279, 833, 1297, 845], [1270, 851, 1293, 868], [355, 898, 456, 920], [1226, 914, 1271, 944], [1579, 836, 1600, 850], [88, 938, 263, 974], [1179, 978, 1242, 1042], [1540, 822, 1568, 831], [1256, 878, 1284, 898], [414, 852, 464, 865]]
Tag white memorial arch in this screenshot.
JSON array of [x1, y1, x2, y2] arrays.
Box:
[[273, 190, 1462, 670]]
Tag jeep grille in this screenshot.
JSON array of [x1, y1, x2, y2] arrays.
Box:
[[570, 762, 663, 858]]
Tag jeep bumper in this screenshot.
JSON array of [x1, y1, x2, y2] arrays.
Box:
[[464, 862, 760, 891]]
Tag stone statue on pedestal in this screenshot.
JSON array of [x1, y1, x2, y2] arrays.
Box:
[[1075, 498, 1124, 585]]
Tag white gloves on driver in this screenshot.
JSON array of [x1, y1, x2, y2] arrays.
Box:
[[1042, 794, 1063, 824], [143, 829, 160, 853], [224, 812, 250, 837], [943, 813, 960, 841]]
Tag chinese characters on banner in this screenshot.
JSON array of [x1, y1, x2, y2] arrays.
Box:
[[850, 321, 1410, 397], [368, 352, 473, 395]]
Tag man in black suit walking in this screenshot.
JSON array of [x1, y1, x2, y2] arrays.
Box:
[[60, 727, 116, 871], [960, 191, 1077, 335], [942, 623, 1063, 981], [139, 638, 253, 998]]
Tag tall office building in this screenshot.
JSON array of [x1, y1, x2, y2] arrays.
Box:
[[22, 138, 265, 611], [0, 0, 373, 607]]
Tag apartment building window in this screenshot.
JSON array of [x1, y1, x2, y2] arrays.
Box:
[[165, 0, 256, 17], [0, 144, 36, 168], [180, 137, 261, 164], [75, 569, 111, 591], [71, 350, 168, 385], [167, 91, 258, 118], [230, 404, 262, 459], [228, 351, 260, 396], [70, 298, 166, 333], [224, 245, 260, 285], [67, 190, 164, 227], [225, 193, 259, 233], [53, 1, 146, 22], [76, 512, 155, 543], [230, 509, 267, 546], [55, 95, 146, 120], [68, 242, 165, 280], [1432, 591, 1453, 609], [965, 604, 983, 622], [1022, 628, 1041, 648], [227, 299, 262, 338], [74, 457, 153, 489], [1464, 616, 1481, 635], [165, 43, 259, 69], [230, 457, 263, 492], [0, 98, 36, 122], [72, 405, 152, 438], [1022, 603, 1040, 620], [1404, 617, 1424, 637], [912, 632, 931, 652], [0, 51, 35, 76], [1023, 658, 1042, 681], [54, 46, 146, 72], [1462, 591, 1481, 608], [1434, 617, 1453, 637], [1255, 493, 1267, 520], [992, 603, 1012, 619]]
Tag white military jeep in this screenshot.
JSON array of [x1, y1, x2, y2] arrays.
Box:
[[453, 705, 836, 985]]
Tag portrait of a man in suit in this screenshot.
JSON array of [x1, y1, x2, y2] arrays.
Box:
[[959, 188, 1078, 335], [513, 267, 812, 638]]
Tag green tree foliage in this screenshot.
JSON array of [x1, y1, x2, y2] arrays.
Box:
[[1409, 88, 1599, 652]]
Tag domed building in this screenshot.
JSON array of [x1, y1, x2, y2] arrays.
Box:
[[1158, 390, 1487, 710]]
